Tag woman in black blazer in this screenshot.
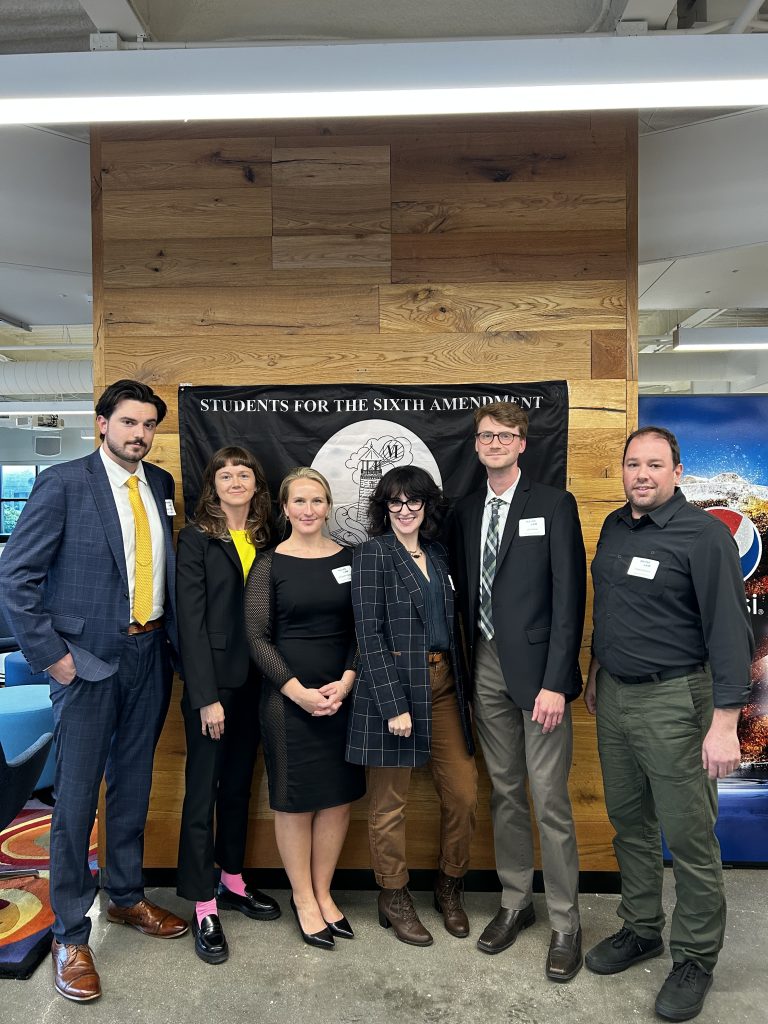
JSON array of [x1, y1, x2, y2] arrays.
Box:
[[176, 446, 280, 965], [347, 466, 477, 947]]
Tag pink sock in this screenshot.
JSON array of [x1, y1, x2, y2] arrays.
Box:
[[220, 870, 247, 897], [196, 898, 217, 925]]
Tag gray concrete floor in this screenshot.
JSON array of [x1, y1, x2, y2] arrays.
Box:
[[4, 870, 765, 1024]]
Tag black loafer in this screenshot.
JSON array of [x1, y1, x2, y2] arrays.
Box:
[[191, 914, 229, 965], [217, 884, 281, 921], [324, 915, 354, 939], [477, 903, 535, 955]]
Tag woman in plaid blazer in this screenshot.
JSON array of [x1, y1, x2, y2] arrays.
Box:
[[347, 466, 477, 947]]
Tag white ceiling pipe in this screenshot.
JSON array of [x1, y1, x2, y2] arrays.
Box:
[[729, 0, 768, 33], [0, 360, 93, 396]]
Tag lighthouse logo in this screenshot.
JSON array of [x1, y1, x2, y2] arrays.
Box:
[[312, 419, 441, 545], [706, 507, 763, 580]]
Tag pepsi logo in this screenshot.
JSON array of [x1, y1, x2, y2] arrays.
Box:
[[706, 507, 763, 580]]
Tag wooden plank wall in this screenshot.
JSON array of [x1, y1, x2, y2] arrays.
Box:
[[92, 112, 637, 873]]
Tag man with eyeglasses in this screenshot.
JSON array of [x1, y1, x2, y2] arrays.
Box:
[[451, 401, 586, 981]]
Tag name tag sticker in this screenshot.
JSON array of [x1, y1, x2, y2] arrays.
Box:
[[165, 499, 176, 516], [447, 574, 456, 591], [519, 517, 545, 537], [332, 565, 352, 584], [627, 557, 659, 579]]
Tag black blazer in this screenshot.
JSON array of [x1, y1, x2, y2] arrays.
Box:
[[346, 534, 473, 768], [451, 476, 586, 710], [176, 526, 252, 711]]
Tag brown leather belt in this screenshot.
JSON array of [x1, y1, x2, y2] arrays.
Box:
[[427, 651, 446, 664], [127, 617, 164, 635]]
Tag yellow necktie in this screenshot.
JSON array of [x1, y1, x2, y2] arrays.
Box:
[[127, 475, 153, 625]]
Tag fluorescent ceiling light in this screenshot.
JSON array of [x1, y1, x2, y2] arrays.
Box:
[[0, 36, 767, 124], [673, 327, 768, 352]]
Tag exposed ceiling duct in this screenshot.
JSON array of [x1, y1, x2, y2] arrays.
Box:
[[0, 359, 92, 396]]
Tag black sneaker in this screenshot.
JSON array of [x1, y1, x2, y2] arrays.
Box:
[[655, 961, 713, 1021], [585, 925, 664, 974]]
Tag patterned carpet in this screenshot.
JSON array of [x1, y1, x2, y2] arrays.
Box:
[[0, 807, 97, 979]]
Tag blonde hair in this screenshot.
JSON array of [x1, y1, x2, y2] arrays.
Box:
[[278, 466, 333, 528]]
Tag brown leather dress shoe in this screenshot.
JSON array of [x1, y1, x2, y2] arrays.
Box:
[[106, 898, 189, 938], [546, 927, 583, 982], [51, 939, 101, 1002], [476, 903, 535, 954], [433, 870, 470, 938], [378, 887, 433, 947]]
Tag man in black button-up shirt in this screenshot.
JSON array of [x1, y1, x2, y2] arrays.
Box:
[[583, 426, 753, 1023]]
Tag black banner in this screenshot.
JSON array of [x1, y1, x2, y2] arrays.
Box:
[[179, 382, 569, 543]]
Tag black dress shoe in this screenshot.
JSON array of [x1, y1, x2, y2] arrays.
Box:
[[324, 914, 354, 939], [289, 898, 335, 950], [546, 927, 583, 982], [191, 914, 229, 965], [217, 884, 281, 921], [476, 903, 535, 955]]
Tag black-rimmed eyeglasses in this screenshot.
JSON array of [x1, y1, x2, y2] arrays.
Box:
[[386, 498, 425, 512], [475, 431, 522, 446]]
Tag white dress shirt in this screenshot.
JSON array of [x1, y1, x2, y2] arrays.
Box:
[[479, 471, 522, 563], [99, 446, 166, 623]]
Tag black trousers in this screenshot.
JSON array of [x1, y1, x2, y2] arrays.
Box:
[[176, 672, 261, 902]]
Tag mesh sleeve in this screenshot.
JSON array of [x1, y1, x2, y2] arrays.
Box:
[[244, 550, 295, 690]]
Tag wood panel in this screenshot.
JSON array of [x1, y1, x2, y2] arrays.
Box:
[[392, 184, 626, 234], [103, 237, 387, 288], [390, 129, 625, 186], [101, 138, 273, 190], [391, 230, 626, 284], [379, 282, 625, 334], [93, 111, 638, 874], [102, 188, 272, 239], [103, 286, 379, 336]]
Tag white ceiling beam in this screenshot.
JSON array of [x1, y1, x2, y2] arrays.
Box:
[[78, 0, 149, 39], [0, 35, 767, 124]]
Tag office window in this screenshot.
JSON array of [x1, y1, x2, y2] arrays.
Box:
[[1, 465, 38, 538]]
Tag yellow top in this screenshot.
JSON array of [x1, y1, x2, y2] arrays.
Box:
[[228, 529, 256, 581]]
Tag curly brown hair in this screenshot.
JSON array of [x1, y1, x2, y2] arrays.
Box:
[[193, 446, 271, 549]]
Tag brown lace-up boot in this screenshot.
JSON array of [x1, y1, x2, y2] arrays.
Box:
[[433, 870, 470, 937], [378, 887, 433, 946]]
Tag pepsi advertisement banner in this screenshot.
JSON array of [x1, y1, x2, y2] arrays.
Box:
[[178, 381, 569, 537], [640, 395, 768, 864]]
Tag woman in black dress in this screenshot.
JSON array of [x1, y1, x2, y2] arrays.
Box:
[[245, 467, 365, 950]]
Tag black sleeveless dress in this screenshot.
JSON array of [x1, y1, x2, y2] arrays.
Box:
[[245, 547, 366, 812]]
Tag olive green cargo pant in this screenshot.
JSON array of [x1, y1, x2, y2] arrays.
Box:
[[596, 665, 725, 972]]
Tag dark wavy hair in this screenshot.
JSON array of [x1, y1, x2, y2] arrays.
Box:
[[193, 446, 271, 549], [95, 379, 167, 439], [368, 466, 447, 541]]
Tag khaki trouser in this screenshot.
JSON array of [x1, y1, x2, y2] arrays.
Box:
[[596, 665, 725, 972], [473, 637, 580, 933], [367, 658, 478, 888]]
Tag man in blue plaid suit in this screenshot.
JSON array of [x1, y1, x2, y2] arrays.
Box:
[[0, 380, 188, 1002]]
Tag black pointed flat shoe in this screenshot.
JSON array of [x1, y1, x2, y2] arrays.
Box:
[[324, 914, 354, 939], [289, 897, 334, 950]]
